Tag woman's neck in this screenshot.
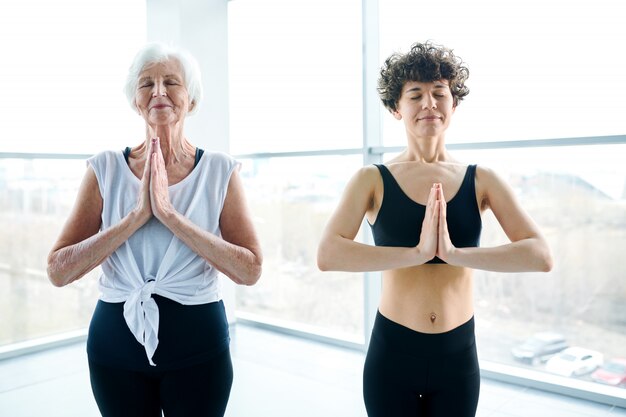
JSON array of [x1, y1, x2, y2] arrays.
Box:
[[402, 133, 450, 163], [145, 123, 193, 166]]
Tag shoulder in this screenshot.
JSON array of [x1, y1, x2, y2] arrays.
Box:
[[474, 165, 517, 209], [87, 149, 123, 168], [350, 164, 383, 187], [475, 165, 508, 187], [197, 151, 240, 183], [89, 149, 122, 160], [341, 165, 383, 206], [200, 150, 239, 170], [86, 150, 125, 183]]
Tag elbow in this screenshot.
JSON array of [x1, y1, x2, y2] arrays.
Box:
[[46, 251, 74, 287], [245, 266, 262, 286], [535, 239, 553, 272], [46, 264, 69, 288], [48, 275, 68, 288], [317, 254, 330, 272], [46, 253, 63, 287], [242, 254, 263, 286], [316, 243, 333, 272], [540, 252, 554, 273]]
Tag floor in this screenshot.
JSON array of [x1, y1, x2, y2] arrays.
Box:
[[0, 324, 624, 417]]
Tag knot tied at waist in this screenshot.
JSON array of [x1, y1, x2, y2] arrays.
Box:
[[123, 279, 160, 366]]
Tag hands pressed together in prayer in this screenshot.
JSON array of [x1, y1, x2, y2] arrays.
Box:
[[135, 137, 175, 225], [418, 183, 455, 263]]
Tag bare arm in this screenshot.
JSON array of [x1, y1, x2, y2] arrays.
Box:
[[317, 166, 438, 272], [47, 162, 151, 287], [150, 147, 262, 285], [438, 166, 553, 272]]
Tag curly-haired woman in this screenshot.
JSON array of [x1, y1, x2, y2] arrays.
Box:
[[317, 41, 552, 417]]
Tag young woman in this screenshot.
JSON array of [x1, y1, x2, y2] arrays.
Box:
[[317, 41, 552, 417]]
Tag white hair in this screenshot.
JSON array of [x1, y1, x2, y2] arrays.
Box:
[[123, 42, 203, 115]]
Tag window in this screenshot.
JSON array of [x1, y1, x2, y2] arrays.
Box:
[[378, 0, 626, 395], [0, 0, 146, 346], [0, 0, 146, 155], [379, 0, 626, 146], [236, 155, 364, 340], [229, 0, 365, 341], [0, 159, 99, 345], [228, 0, 363, 154], [444, 144, 624, 390]]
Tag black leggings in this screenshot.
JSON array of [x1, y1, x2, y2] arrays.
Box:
[[363, 312, 480, 417], [88, 348, 233, 417]]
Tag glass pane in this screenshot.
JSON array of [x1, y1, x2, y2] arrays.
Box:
[[228, 0, 363, 154], [379, 0, 626, 146], [0, 0, 146, 154], [396, 144, 626, 390], [0, 159, 99, 346], [236, 155, 365, 341]]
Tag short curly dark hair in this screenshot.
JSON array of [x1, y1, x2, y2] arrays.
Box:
[[378, 41, 470, 113]]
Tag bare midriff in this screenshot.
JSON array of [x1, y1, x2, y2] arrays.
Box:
[[378, 263, 474, 334]]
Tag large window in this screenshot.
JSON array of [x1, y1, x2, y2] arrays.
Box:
[[229, 0, 626, 400], [455, 145, 625, 390], [228, 0, 363, 155], [229, 0, 365, 341], [379, 0, 626, 394], [0, 159, 99, 345], [0, 0, 146, 346], [379, 0, 626, 146], [236, 156, 364, 340], [0, 0, 146, 155]]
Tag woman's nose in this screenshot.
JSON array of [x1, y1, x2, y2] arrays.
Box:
[[422, 95, 436, 109], [152, 82, 167, 97]]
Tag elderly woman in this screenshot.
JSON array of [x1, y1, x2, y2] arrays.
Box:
[[317, 41, 552, 417], [47, 43, 262, 417]]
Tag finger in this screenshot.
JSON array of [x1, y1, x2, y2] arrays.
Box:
[[141, 150, 151, 178], [151, 152, 159, 177], [432, 198, 440, 226], [149, 153, 159, 202], [426, 184, 438, 215], [148, 137, 156, 155], [438, 200, 445, 233], [153, 137, 161, 154], [432, 184, 442, 213], [438, 185, 446, 209]]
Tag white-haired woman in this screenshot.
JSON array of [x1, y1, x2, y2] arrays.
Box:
[[47, 43, 262, 417]]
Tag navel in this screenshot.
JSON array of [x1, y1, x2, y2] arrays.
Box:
[[430, 312, 437, 324]]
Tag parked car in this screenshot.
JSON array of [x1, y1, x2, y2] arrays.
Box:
[[591, 358, 626, 386], [545, 347, 603, 377], [511, 332, 568, 365]]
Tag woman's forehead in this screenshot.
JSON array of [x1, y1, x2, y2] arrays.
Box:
[[139, 59, 183, 78], [402, 79, 450, 93]]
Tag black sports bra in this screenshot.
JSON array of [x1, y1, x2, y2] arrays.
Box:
[[123, 146, 204, 168], [368, 164, 482, 264]]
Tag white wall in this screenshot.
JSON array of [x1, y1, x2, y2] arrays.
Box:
[[146, 0, 229, 153], [146, 0, 236, 323]]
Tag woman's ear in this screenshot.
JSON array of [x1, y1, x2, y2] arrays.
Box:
[[189, 100, 195, 112], [392, 109, 402, 120]]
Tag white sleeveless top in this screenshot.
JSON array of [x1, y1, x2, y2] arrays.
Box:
[[87, 149, 239, 365]]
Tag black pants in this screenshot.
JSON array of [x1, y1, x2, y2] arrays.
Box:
[[363, 312, 480, 417], [88, 348, 233, 417]]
